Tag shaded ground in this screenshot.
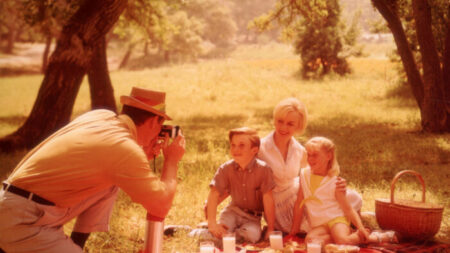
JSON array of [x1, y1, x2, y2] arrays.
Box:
[[0, 43, 44, 76]]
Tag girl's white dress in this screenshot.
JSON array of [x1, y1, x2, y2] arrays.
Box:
[[258, 131, 308, 232], [299, 167, 345, 228]]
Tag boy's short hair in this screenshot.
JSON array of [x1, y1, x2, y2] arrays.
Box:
[[228, 127, 260, 148], [121, 105, 163, 126]]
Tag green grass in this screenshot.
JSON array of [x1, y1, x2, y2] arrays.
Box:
[[0, 42, 449, 252]]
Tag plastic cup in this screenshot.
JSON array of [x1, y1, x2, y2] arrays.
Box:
[[307, 242, 321, 253], [269, 231, 283, 250], [199, 241, 215, 253], [222, 232, 236, 253]]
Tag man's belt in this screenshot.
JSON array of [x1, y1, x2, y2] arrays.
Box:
[[2, 182, 55, 206], [243, 208, 263, 217]]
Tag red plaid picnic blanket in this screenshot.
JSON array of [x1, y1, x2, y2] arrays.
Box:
[[240, 235, 450, 253]]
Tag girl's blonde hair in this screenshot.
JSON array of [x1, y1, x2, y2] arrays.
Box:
[[305, 136, 340, 177], [273, 97, 308, 135]]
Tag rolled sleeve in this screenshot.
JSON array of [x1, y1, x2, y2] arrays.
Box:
[[107, 140, 168, 215], [210, 164, 230, 197]]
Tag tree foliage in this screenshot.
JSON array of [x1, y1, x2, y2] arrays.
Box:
[[0, 0, 27, 53], [114, 0, 237, 68], [252, 0, 358, 79], [228, 0, 278, 43], [21, 0, 79, 72]]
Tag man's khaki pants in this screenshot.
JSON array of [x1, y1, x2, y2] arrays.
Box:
[[0, 186, 118, 253]]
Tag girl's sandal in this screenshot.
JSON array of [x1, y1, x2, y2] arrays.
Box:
[[384, 231, 399, 243], [372, 231, 399, 244]]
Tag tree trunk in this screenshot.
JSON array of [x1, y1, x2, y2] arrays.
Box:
[[372, 0, 450, 132], [0, 0, 127, 152], [372, 0, 425, 109], [119, 43, 135, 69], [144, 41, 149, 56], [88, 36, 117, 112], [41, 35, 52, 73], [442, 5, 450, 119], [412, 0, 450, 131], [5, 26, 16, 54]]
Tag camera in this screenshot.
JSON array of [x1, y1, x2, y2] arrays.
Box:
[[159, 125, 180, 138]]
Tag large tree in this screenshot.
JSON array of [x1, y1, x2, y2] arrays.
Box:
[[372, 0, 450, 132], [0, 0, 127, 152]]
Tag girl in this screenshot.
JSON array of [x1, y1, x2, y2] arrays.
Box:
[[290, 137, 396, 244]]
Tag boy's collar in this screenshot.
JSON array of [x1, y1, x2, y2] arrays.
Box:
[[233, 157, 257, 172]]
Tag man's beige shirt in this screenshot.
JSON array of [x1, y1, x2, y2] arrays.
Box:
[[8, 110, 166, 212]]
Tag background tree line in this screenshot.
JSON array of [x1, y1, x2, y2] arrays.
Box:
[[0, 0, 448, 152]]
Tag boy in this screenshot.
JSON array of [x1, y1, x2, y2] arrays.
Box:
[[206, 127, 276, 243]]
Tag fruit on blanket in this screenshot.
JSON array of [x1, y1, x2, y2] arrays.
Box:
[[324, 243, 360, 253]]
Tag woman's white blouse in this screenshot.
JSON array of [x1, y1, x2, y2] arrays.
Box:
[[258, 131, 306, 192]]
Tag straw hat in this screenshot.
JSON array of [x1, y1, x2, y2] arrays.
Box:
[[120, 87, 171, 120]]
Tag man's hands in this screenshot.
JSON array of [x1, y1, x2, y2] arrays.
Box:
[[143, 136, 164, 160], [143, 131, 185, 163], [163, 133, 185, 164]]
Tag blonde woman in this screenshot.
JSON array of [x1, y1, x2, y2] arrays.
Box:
[[258, 98, 362, 234]]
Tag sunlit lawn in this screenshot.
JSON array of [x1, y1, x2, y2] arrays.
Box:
[[0, 42, 449, 252]]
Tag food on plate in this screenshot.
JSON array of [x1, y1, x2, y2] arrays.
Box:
[[244, 245, 266, 251], [260, 249, 281, 253], [324, 243, 360, 253], [243, 240, 306, 252], [284, 240, 306, 251]]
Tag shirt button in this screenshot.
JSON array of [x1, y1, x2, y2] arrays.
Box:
[[243, 184, 246, 187], [243, 198, 246, 201]]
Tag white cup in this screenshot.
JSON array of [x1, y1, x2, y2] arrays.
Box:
[[200, 241, 215, 253], [269, 231, 283, 250], [307, 242, 321, 253], [222, 232, 236, 253]]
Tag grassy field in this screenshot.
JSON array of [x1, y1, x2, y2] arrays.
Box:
[[0, 42, 449, 252]]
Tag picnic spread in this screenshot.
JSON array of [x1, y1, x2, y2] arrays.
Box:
[[194, 170, 448, 253]]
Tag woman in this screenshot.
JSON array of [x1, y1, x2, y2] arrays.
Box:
[[258, 97, 309, 233], [258, 98, 362, 234]]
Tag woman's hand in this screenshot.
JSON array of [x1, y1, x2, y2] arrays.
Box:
[[289, 228, 299, 237], [335, 177, 347, 194]]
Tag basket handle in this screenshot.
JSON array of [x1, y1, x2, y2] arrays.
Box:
[[390, 170, 426, 204]]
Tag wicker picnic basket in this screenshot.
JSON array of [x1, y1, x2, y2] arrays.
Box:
[[375, 170, 444, 240]]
